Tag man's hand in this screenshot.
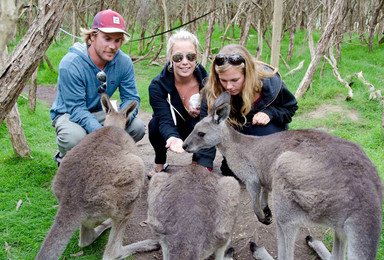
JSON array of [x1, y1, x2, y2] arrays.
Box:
[[252, 112, 270, 125], [166, 137, 184, 153]]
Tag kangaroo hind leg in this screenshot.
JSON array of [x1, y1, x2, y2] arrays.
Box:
[[345, 216, 381, 260], [250, 241, 274, 260], [214, 237, 231, 260], [306, 235, 332, 260], [276, 221, 300, 260], [103, 218, 159, 259], [79, 218, 112, 247]]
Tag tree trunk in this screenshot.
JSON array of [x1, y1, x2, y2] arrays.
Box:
[[201, 0, 216, 68], [98, 0, 104, 13], [160, 0, 170, 43], [287, 0, 300, 61], [270, 0, 283, 68], [382, 109, 384, 136], [307, 4, 321, 60], [376, 22, 383, 45], [28, 67, 38, 111], [6, 104, 31, 157], [368, 0, 384, 51], [27, 0, 37, 112], [71, 1, 78, 43], [335, 27, 343, 60], [44, 54, 55, 70], [357, 0, 367, 44], [1, 0, 32, 157], [108, 0, 118, 11], [0, 0, 18, 61], [182, 0, 189, 25], [0, 1, 71, 124], [221, 1, 246, 49], [295, 0, 345, 98], [307, 17, 315, 59], [256, 18, 263, 60], [239, 2, 256, 46]]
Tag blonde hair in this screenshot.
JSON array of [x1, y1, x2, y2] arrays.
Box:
[[80, 28, 130, 45], [202, 44, 277, 127], [166, 28, 200, 60]]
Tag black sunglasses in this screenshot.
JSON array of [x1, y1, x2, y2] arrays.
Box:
[[172, 53, 197, 63], [97, 71, 107, 93], [214, 54, 245, 66]]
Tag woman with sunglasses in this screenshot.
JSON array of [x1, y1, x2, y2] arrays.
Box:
[[147, 28, 215, 179], [201, 44, 298, 177]]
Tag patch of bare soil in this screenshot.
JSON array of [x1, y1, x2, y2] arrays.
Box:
[[26, 85, 324, 259], [307, 104, 359, 122]]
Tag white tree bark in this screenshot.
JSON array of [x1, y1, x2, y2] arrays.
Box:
[[270, 0, 283, 68], [239, 2, 256, 47], [28, 67, 38, 111], [160, 0, 170, 43], [5, 104, 31, 157], [201, 0, 216, 68], [1, 0, 31, 157], [295, 0, 345, 98], [0, 1, 71, 124], [256, 18, 263, 60]]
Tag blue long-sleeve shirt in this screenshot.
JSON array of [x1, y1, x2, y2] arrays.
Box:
[[50, 42, 140, 133]]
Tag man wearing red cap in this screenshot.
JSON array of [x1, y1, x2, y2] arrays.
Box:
[[50, 10, 145, 165]]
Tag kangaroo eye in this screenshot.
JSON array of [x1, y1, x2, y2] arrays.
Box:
[[197, 132, 205, 137]]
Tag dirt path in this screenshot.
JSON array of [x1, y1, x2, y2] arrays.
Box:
[[25, 85, 323, 259]]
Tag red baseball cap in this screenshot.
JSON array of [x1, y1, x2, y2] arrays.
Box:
[[91, 9, 129, 36]]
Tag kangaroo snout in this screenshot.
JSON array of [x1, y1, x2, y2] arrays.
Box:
[[182, 141, 196, 153], [181, 142, 189, 151]]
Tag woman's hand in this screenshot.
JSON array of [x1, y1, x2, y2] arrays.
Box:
[[252, 112, 270, 125], [166, 137, 185, 153], [188, 105, 200, 118]]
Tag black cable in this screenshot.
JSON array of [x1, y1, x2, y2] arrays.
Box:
[[129, 7, 219, 42]]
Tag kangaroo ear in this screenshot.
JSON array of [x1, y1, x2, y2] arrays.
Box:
[[121, 101, 138, 120], [101, 93, 114, 114], [212, 92, 231, 124], [212, 91, 231, 109], [213, 103, 230, 124]]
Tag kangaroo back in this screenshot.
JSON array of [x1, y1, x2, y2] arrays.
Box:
[[147, 164, 240, 259]]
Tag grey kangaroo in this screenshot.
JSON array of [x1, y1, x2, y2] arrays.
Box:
[[35, 93, 159, 260], [182, 91, 383, 260], [146, 163, 241, 260]]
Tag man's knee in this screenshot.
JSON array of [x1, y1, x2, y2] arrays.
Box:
[[126, 117, 145, 142], [54, 114, 87, 155]]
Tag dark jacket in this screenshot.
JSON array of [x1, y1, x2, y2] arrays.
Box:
[[233, 70, 298, 129], [200, 67, 298, 169], [149, 62, 208, 140], [201, 67, 298, 135]]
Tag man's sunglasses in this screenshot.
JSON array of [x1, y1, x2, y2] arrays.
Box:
[[214, 54, 245, 66], [172, 53, 197, 63], [97, 71, 107, 93]]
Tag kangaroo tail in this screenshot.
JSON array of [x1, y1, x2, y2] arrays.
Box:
[[35, 206, 83, 260]]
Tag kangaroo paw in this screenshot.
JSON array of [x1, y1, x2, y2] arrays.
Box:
[[305, 235, 313, 245], [263, 206, 272, 221], [257, 216, 272, 225], [225, 247, 235, 258]]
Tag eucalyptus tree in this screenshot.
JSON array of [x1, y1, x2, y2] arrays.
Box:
[[0, 1, 70, 126]]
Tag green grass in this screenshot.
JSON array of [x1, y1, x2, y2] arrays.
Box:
[[1, 26, 384, 259]]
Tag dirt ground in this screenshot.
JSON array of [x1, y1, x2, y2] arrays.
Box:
[[24, 85, 323, 259]]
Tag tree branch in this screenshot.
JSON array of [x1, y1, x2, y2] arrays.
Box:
[[323, 55, 353, 100], [284, 60, 304, 76]]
